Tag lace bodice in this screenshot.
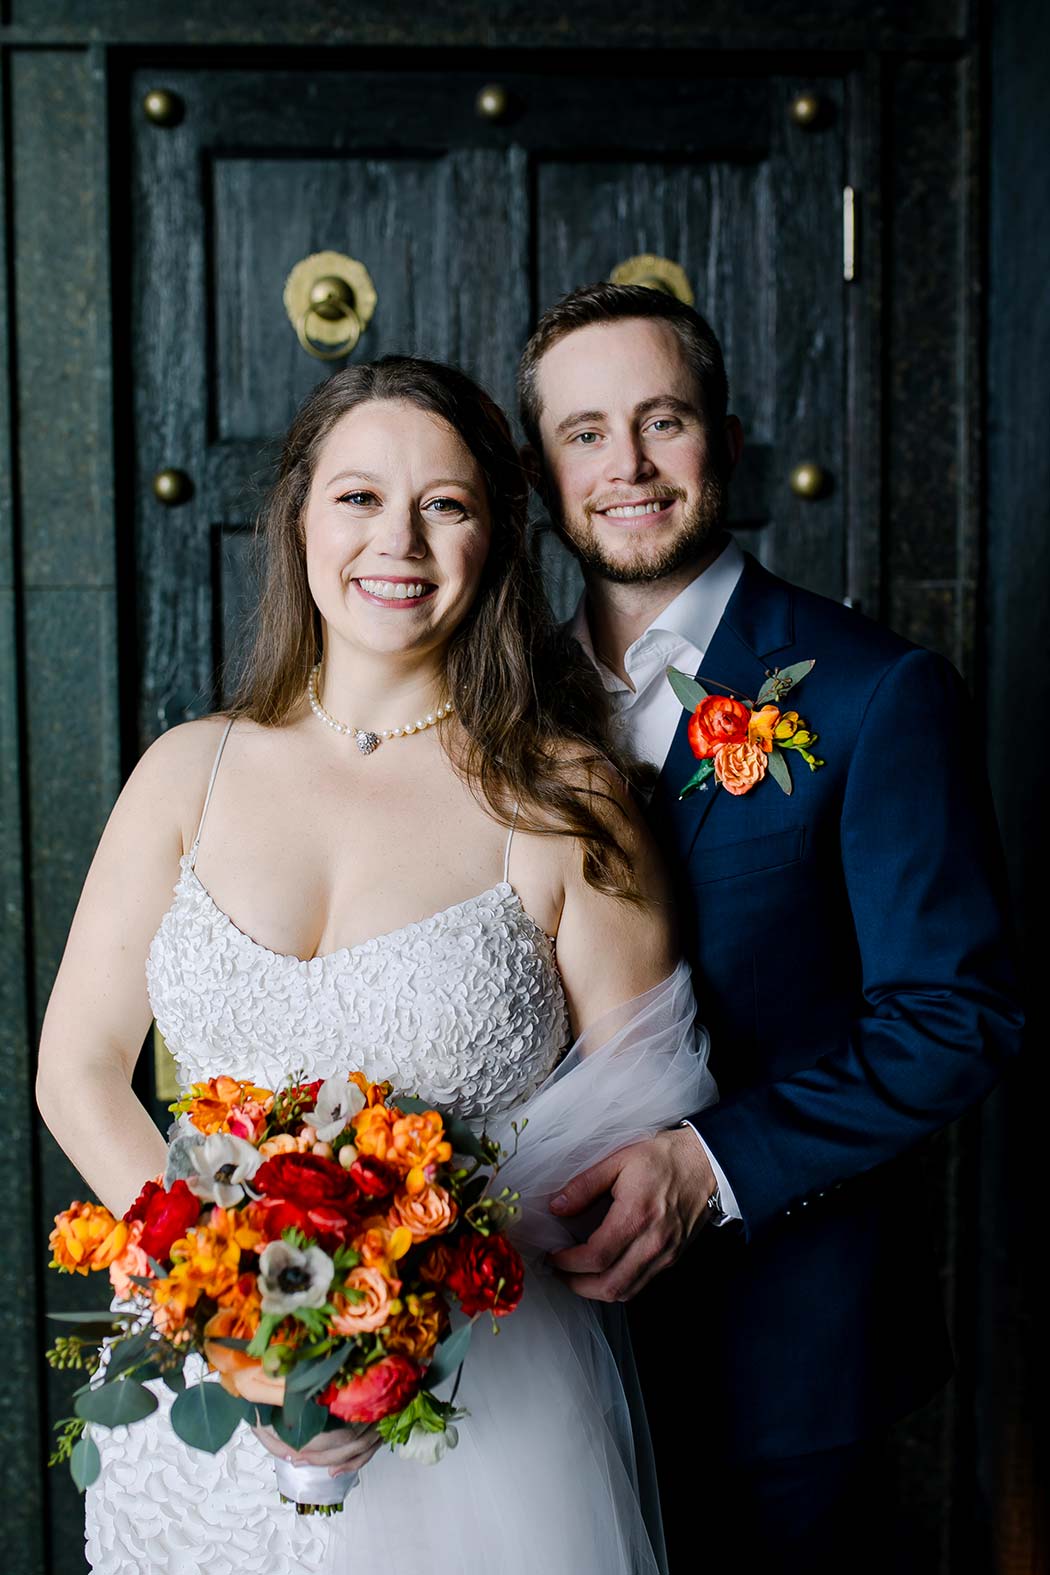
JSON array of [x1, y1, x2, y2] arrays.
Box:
[[147, 858, 568, 1119]]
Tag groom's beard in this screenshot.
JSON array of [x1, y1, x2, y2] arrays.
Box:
[[549, 470, 728, 586]]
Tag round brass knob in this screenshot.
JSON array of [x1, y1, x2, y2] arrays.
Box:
[[308, 275, 355, 321], [152, 468, 193, 506], [789, 92, 822, 129], [609, 254, 694, 306], [143, 88, 184, 128], [475, 83, 509, 122], [789, 462, 827, 500]]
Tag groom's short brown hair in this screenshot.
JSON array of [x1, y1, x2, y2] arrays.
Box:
[[517, 282, 729, 453]]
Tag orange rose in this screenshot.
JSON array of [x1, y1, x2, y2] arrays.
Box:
[[50, 1202, 129, 1275], [687, 696, 750, 760], [108, 1220, 152, 1300], [391, 1182, 457, 1244], [330, 1266, 393, 1335], [713, 740, 768, 796], [204, 1309, 287, 1407], [386, 1292, 448, 1363], [747, 704, 781, 754]]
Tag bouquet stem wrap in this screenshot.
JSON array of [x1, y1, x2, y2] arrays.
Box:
[[274, 1458, 360, 1514]]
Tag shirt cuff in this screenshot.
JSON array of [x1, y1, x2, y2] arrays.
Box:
[[679, 1120, 743, 1224]]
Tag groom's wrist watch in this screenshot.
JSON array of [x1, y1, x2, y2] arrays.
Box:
[[676, 1118, 727, 1223]]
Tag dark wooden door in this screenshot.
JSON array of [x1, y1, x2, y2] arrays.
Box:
[[129, 60, 849, 750]]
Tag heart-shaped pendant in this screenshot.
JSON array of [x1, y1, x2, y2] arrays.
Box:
[[354, 730, 380, 756]]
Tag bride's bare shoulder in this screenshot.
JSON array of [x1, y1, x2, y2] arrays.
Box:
[[118, 714, 249, 849]]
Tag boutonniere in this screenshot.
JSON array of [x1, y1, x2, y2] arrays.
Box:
[[666, 662, 826, 800]]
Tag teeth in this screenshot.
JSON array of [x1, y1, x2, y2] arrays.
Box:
[[604, 501, 669, 519], [359, 579, 430, 600]]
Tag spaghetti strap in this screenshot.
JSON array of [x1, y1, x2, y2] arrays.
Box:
[[503, 802, 520, 886], [187, 718, 235, 870]]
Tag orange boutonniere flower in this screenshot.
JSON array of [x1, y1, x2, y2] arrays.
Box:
[[667, 662, 826, 801]]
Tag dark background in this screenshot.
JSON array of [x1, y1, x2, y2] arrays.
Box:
[[0, 2, 1045, 1571]]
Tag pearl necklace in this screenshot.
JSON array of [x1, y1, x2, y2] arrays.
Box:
[[307, 664, 454, 756]]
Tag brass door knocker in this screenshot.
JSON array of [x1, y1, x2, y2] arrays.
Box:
[[283, 251, 378, 361]]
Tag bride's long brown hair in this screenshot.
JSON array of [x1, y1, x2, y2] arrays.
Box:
[[227, 356, 646, 900]]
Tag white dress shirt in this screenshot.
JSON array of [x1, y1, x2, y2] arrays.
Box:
[[570, 535, 746, 1222]]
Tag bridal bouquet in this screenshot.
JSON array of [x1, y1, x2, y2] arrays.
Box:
[[46, 1071, 525, 1513]]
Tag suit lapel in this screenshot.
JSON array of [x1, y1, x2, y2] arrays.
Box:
[[650, 553, 796, 865]]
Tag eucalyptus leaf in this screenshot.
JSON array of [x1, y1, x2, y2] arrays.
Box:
[[678, 760, 716, 800], [100, 1329, 153, 1381], [69, 1434, 101, 1492], [169, 1382, 245, 1454], [666, 666, 709, 713], [75, 1378, 158, 1428], [426, 1320, 474, 1388], [206, 1336, 252, 1351], [756, 660, 815, 706], [272, 1396, 328, 1450], [162, 1364, 186, 1394], [284, 1342, 353, 1397], [47, 1310, 133, 1328], [766, 749, 793, 796]]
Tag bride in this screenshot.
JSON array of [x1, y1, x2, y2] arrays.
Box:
[[35, 355, 715, 1574]]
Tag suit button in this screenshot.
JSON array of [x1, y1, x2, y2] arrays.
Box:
[[816, 1190, 826, 1199], [800, 1199, 808, 1208], [784, 1208, 792, 1218]]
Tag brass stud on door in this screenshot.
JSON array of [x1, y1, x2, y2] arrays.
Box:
[[609, 254, 694, 306], [152, 468, 194, 505], [789, 462, 828, 500], [143, 89, 184, 127], [475, 84, 510, 122], [789, 92, 822, 129]]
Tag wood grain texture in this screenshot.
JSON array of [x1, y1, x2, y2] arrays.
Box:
[[0, 1, 972, 49]]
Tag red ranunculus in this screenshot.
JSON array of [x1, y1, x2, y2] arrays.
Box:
[[348, 1157, 397, 1199], [123, 1178, 200, 1264], [318, 1354, 421, 1423], [687, 695, 750, 760], [446, 1231, 524, 1318], [254, 1152, 357, 1210], [249, 1196, 357, 1252]]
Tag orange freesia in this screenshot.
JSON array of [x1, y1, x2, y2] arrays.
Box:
[[391, 1182, 457, 1243], [352, 1104, 398, 1164], [349, 1071, 391, 1108], [357, 1218, 413, 1282], [50, 1202, 129, 1276], [177, 1076, 273, 1135], [747, 704, 781, 754], [330, 1266, 393, 1335], [152, 1208, 263, 1319], [108, 1219, 152, 1299], [386, 1291, 448, 1363], [258, 1131, 314, 1159]]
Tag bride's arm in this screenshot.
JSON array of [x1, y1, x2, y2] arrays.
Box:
[[35, 723, 218, 1216], [553, 766, 679, 1037]]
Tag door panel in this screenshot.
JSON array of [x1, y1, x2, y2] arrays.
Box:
[[130, 63, 848, 740]]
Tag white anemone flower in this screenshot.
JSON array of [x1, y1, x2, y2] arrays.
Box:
[[397, 1424, 459, 1466], [301, 1076, 366, 1144], [185, 1132, 263, 1208], [258, 1240, 335, 1316]]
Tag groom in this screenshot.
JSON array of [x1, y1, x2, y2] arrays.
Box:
[[518, 283, 1024, 1571]]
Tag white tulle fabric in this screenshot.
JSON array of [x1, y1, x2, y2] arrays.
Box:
[[85, 853, 715, 1574]]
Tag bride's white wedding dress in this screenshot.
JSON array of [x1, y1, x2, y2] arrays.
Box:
[[85, 720, 715, 1574]]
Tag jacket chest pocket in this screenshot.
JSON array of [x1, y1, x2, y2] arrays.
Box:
[[690, 825, 805, 885]]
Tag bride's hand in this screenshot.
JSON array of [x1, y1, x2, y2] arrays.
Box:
[[251, 1421, 383, 1478]]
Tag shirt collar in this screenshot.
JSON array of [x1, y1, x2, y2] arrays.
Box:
[[570, 534, 746, 684]]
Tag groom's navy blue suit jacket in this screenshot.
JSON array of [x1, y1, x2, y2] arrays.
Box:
[[641, 550, 1023, 1464]]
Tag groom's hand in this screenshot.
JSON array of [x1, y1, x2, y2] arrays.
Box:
[[548, 1128, 716, 1302]]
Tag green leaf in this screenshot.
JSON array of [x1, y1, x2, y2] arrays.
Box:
[[169, 1382, 245, 1454], [272, 1396, 329, 1450], [206, 1336, 252, 1351], [284, 1342, 353, 1398], [47, 1310, 133, 1328], [755, 659, 816, 706], [100, 1329, 153, 1381], [75, 1378, 158, 1428], [666, 666, 709, 713], [678, 760, 716, 800], [69, 1434, 101, 1492], [766, 749, 793, 796], [162, 1364, 186, 1394], [427, 1320, 473, 1388]]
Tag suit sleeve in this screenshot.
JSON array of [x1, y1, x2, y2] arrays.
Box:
[[689, 647, 1024, 1238]]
